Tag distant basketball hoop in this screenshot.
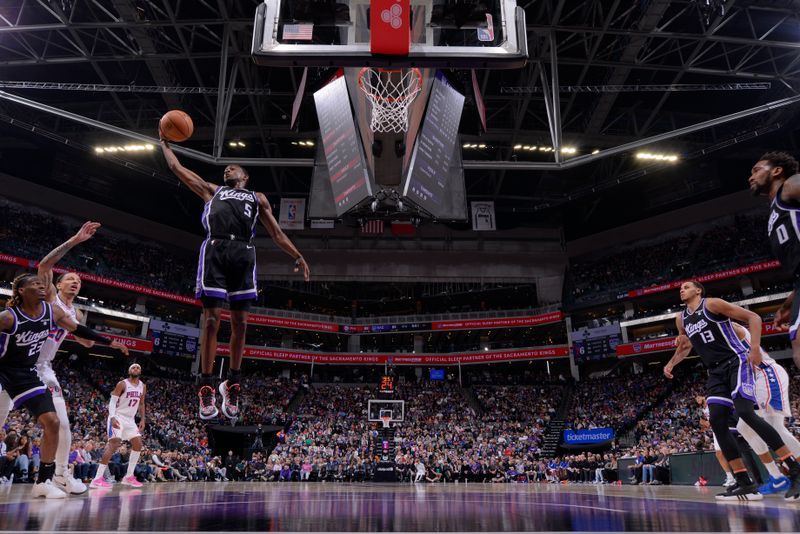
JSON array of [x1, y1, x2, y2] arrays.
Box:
[[380, 414, 392, 429], [358, 67, 422, 133]]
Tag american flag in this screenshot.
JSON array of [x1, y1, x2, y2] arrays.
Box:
[[361, 219, 384, 235], [283, 23, 314, 41]]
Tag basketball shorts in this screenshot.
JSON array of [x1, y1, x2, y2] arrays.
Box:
[[108, 415, 140, 441], [0, 365, 54, 416], [195, 238, 257, 303], [35, 362, 63, 399], [753, 361, 791, 417], [789, 274, 800, 342], [705, 355, 756, 408]]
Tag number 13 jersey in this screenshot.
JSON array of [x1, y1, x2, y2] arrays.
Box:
[[682, 299, 748, 368]]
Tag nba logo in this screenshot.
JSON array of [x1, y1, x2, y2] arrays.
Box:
[[288, 203, 297, 221], [633, 343, 642, 353], [477, 14, 495, 42]]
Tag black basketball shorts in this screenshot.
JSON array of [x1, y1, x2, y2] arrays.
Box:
[[0, 366, 55, 417], [195, 238, 257, 303], [705, 355, 757, 410]]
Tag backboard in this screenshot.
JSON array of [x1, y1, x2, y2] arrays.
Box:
[[252, 0, 527, 69], [367, 399, 405, 423]]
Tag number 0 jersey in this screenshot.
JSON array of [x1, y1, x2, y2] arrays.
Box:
[[0, 303, 54, 369], [768, 185, 800, 275], [681, 299, 747, 368], [202, 186, 259, 242], [38, 295, 77, 366]]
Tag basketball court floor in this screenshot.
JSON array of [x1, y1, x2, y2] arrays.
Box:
[[0, 483, 797, 533]]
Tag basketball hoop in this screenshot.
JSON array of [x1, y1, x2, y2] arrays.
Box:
[[358, 67, 422, 133], [380, 414, 392, 429]]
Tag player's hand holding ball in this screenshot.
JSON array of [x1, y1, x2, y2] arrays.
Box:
[[159, 110, 194, 142]]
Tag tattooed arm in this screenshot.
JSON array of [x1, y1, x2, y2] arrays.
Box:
[[38, 221, 101, 301]]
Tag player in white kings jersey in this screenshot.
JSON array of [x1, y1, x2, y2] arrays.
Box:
[[90, 364, 146, 488], [0, 222, 103, 495]]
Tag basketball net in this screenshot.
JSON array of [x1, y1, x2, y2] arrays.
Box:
[[380, 415, 392, 429], [358, 67, 422, 133]]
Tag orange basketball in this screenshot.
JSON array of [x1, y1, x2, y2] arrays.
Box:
[[159, 110, 194, 142]]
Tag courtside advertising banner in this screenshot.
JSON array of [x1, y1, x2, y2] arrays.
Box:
[[563, 428, 615, 445]]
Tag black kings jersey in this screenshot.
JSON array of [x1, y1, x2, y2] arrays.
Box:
[[0, 303, 54, 368], [768, 185, 800, 275], [682, 299, 747, 368], [202, 186, 259, 241]]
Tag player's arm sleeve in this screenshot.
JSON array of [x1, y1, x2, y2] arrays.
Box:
[[109, 395, 119, 418], [72, 324, 113, 345]]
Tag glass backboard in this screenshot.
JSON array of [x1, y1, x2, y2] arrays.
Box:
[[252, 0, 527, 68]]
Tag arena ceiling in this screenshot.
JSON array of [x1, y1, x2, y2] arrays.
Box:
[[0, 0, 799, 238]]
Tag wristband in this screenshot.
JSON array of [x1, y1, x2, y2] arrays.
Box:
[[73, 324, 112, 345]]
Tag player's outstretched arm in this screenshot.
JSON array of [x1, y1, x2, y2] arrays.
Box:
[[774, 291, 794, 330], [705, 297, 762, 365], [0, 310, 15, 333], [159, 139, 218, 202], [52, 306, 130, 356], [38, 221, 101, 301], [255, 193, 310, 281], [664, 314, 691, 379]]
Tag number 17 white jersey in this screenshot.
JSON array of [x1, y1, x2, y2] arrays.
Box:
[[115, 379, 145, 419]]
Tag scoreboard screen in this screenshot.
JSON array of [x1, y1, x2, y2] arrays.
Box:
[[151, 330, 198, 357], [573, 335, 620, 362]]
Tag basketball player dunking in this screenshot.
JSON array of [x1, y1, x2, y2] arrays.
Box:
[[0, 274, 129, 498], [0, 222, 103, 495], [747, 151, 800, 369], [663, 281, 800, 500], [159, 139, 310, 420], [90, 364, 146, 488]]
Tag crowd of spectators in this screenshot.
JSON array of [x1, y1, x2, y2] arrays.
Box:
[[0, 198, 197, 295], [627, 369, 711, 453], [568, 212, 772, 304], [566, 369, 668, 432], [0, 353, 797, 487]]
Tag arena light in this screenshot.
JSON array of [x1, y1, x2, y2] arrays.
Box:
[[94, 144, 154, 154], [560, 146, 577, 154], [592, 149, 600, 154], [636, 151, 679, 162]]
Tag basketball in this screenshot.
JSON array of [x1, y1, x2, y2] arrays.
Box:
[[159, 110, 194, 142]]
